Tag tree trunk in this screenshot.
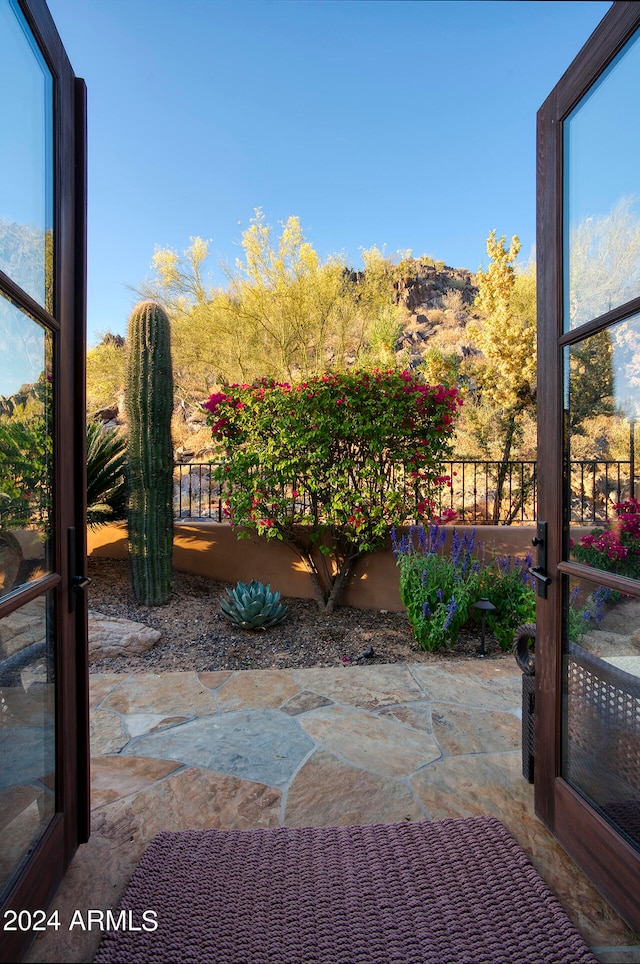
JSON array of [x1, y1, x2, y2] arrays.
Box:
[[285, 538, 361, 613], [492, 411, 519, 523], [323, 552, 361, 615], [287, 542, 327, 609]]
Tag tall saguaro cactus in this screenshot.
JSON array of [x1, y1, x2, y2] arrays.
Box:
[[125, 300, 174, 605]]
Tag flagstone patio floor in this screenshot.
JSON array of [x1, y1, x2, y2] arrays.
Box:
[[24, 661, 640, 963]]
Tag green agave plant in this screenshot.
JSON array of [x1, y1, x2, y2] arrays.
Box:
[[220, 580, 288, 630]]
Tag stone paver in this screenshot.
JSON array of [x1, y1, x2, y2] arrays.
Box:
[[197, 670, 233, 691], [122, 708, 315, 785], [101, 671, 219, 716], [409, 749, 532, 826], [95, 766, 282, 841], [89, 673, 126, 708], [285, 749, 425, 826], [378, 701, 433, 733], [122, 712, 190, 738], [90, 709, 128, 755], [293, 664, 424, 708], [90, 755, 183, 809], [423, 658, 520, 682], [409, 664, 521, 710], [281, 691, 333, 715], [429, 703, 520, 755], [299, 703, 441, 776], [215, 668, 300, 710]]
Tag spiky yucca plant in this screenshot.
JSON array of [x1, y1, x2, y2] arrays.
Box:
[[220, 580, 288, 630]]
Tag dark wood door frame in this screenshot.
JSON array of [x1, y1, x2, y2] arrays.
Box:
[[0, 1, 88, 960], [536, 0, 640, 932]]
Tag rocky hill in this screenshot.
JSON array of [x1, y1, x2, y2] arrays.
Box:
[[390, 260, 478, 368]]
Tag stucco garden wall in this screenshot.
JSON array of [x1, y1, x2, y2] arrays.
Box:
[[88, 522, 537, 612]]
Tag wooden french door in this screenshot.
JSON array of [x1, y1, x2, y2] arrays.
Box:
[[536, 1, 640, 932], [0, 1, 88, 960]]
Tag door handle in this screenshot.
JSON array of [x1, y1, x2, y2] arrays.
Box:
[[72, 575, 92, 591], [528, 566, 552, 592], [68, 527, 92, 612], [529, 522, 551, 598]]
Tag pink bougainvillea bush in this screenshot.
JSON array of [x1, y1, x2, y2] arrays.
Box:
[[205, 369, 461, 612], [572, 497, 640, 579]]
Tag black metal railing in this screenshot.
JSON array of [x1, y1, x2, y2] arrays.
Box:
[[174, 462, 226, 520], [569, 459, 636, 526], [438, 461, 538, 525], [173, 458, 637, 527]]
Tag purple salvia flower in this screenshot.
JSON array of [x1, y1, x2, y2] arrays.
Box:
[[592, 585, 611, 625], [443, 596, 458, 631], [451, 529, 462, 569], [463, 530, 476, 556]]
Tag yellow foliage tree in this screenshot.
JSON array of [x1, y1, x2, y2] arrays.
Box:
[[467, 231, 536, 411], [137, 210, 400, 396], [86, 334, 126, 414], [463, 231, 537, 520], [223, 210, 346, 378]]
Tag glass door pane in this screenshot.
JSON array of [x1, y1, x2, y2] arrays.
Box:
[[563, 29, 640, 331], [563, 570, 640, 851], [0, 305, 55, 903], [0, 590, 55, 899], [0, 0, 57, 906], [0, 0, 53, 311], [565, 311, 640, 562], [560, 18, 640, 862], [0, 294, 53, 598], [563, 314, 640, 855]]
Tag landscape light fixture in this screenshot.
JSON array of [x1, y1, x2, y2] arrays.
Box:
[[473, 597, 496, 657]]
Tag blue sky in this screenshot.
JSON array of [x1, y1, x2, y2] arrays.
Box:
[[44, 0, 612, 346]]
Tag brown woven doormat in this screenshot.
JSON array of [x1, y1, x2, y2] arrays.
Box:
[[95, 815, 596, 964]]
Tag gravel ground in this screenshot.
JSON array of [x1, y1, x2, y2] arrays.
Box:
[[87, 556, 512, 675]]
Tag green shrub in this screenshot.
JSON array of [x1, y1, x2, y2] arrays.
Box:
[[480, 554, 537, 648], [392, 523, 537, 651], [206, 369, 461, 613], [392, 524, 483, 650], [394, 522, 612, 652]]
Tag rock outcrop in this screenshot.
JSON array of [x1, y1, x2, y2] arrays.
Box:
[[88, 611, 161, 661]]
